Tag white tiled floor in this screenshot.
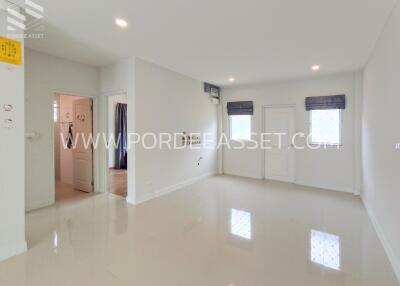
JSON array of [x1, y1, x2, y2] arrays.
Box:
[[0, 175, 398, 286]]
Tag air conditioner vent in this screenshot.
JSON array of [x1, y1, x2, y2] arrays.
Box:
[[204, 83, 220, 104]]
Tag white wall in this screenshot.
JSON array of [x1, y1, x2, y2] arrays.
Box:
[[101, 58, 218, 204], [108, 94, 127, 168], [134, 58, 218, 203], [362, 1, 400, 281], [0, 10, 27, 261], [222, 72, 362, 193], [25, 49, 99, 211], [54, 95, 61, 181], [100, 58, 134, 94]]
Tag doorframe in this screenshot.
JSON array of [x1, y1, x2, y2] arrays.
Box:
[[52, 91, 99, 197], [102, 90, 128, 197], [261, 104, 296, 182]]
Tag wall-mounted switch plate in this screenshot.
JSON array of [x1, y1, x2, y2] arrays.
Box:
[[3, 104, 13, 112], [396, 143, 400, 150], [4, 118, 14, 129]]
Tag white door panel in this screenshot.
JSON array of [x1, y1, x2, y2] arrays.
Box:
[[73, 98, 93, 192], [264, 106, 295, 182], [269, 154, 289, 177]]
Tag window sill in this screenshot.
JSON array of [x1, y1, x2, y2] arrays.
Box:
[[309, 143, 343, 148], [230, 138, 252, 142]]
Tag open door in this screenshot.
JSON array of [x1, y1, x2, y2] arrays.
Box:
[[73, 98, 93, 192]]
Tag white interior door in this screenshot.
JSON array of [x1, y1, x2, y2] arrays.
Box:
[[73, 98, 93, 192], [264, 106, 295, 182]]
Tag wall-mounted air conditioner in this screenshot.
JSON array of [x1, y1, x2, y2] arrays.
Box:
[[204, 83, 220, 105]]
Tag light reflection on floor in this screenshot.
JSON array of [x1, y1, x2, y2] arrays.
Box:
[[230, 209, 252, 240], [310, 229, 341, 271]]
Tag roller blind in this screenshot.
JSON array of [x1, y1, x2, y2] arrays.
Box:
[[305, 95, 345, 111], [227, 101, 254, 115]]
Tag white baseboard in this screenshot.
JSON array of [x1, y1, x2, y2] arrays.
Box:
[[223, 171, 263, 180], [362, 197, 400, 283], [26, 198, 54, 212], [126, 194, 136, 205], [127, 172, 216, 205], [294, 179, 356, 194], [0, 240, 27, 263], [224, 173, 356, 194]]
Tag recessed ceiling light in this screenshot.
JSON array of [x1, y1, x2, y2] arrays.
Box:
[[311, 65, 320, 71], [229, 78, 235, 82], [115, 18, 128, 28]]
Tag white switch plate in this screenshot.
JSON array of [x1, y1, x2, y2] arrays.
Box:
[[396, 143, 400, 150]]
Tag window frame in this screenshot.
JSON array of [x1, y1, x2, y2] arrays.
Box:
[[309, 109, 343, 146], [229, 114, 252, 141]]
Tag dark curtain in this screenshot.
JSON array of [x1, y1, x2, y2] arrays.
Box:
[[67, 124, 73, 149], [115, 103, 127, 169]]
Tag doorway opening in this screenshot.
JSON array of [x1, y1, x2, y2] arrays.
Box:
[[54, 94, 94, 202], [107, 94, 128, 198]]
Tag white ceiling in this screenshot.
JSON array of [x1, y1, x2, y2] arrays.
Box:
[[25, 0, 397, 86]]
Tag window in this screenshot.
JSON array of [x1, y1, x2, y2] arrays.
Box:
[[230, 115, 251, 140], [310, 109, 342, 145]]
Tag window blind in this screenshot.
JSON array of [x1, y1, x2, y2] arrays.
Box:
[[305, 95, 345, 111], [227, 101, 254, 115]]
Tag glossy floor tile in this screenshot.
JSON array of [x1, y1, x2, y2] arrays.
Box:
[[0, 175, 398, 286]]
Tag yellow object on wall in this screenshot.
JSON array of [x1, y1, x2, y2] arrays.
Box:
[[0, 36, 22, 65]]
